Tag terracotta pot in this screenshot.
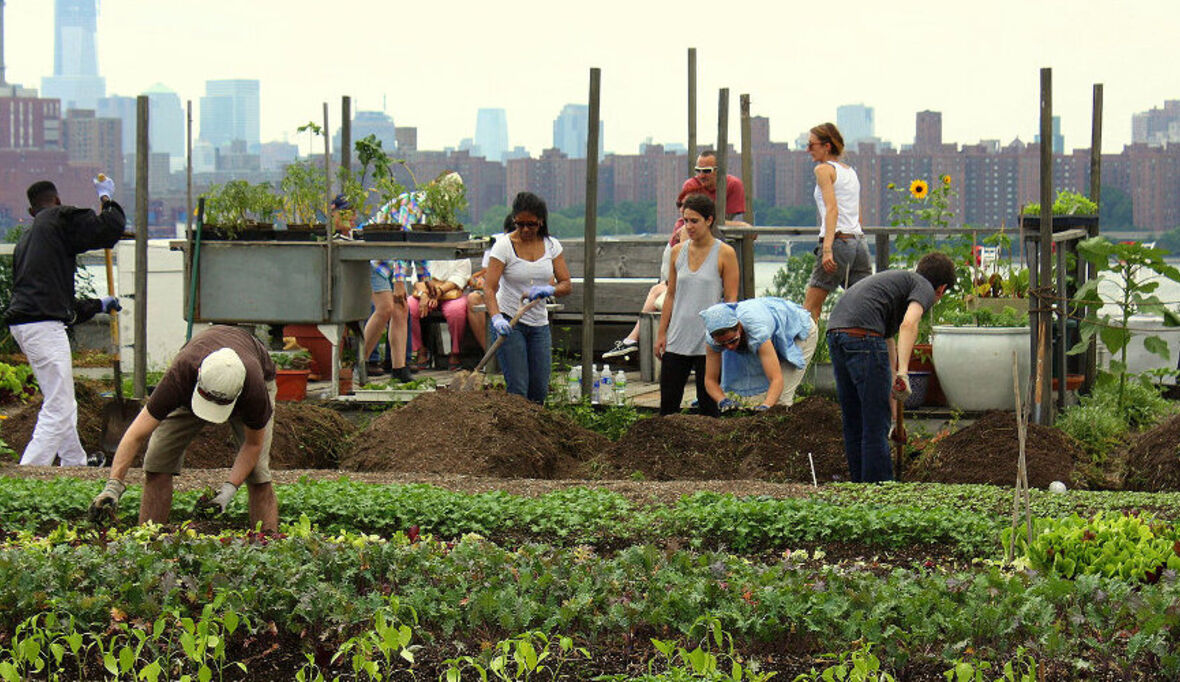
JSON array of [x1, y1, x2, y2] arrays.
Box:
[[338, 367, 354, 395], [282, 325, 332, 379], [275, 369, 310, 401]]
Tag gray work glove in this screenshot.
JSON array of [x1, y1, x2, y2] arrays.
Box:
[[93, 174, 115, 201], [88, 479, 126, 523], [100, 296, 121, 313], [196, 482, 239, 516]]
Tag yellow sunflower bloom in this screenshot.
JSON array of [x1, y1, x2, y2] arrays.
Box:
[[886, 182, 895, 190], [942, 175, 952, 186], [909, 180, 929, 199]]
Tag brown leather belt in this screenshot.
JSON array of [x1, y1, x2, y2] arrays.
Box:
[[829, 327, 882, 338], [819, 233, 858, 241]]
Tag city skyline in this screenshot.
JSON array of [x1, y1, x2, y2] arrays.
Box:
[[5, 1, 1179, 157]]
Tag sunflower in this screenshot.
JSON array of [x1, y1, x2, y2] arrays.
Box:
[[909, 179, 929, 199], [942, 174, 952, 186]]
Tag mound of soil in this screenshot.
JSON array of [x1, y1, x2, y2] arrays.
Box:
[[597, 397, 848, 482], [3, 381, 353, 469], [911, 411, 1080, 488], [341, 390, 608, 478], [1122, 414, 1180, 492]]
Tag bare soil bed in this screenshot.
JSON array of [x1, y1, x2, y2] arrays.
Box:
[[2, 380, 354, 469], [910, 410, 1082, 488], [1123, 413, 1180, 492]]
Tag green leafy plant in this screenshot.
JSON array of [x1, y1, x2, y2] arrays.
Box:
[[944, 648, 1038, 682], [1070, 237, 1180, 410], [443, 630, 589, 682], [421, 171, 469, 228], [0, 362, 36, 402], [887, 175, 957, 268], [280, 161, 328, 225], [1006, 511, 1180, 583], [1022, 189, 1098, 217], [270, 350, 311, 371], [202, 180, 282, 231], [793, 641, 894, 681], [546, 399, 640, 441], [936, 305, 1028, 328]]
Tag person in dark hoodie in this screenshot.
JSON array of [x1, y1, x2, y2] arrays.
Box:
[[5, 177, 124, 466]]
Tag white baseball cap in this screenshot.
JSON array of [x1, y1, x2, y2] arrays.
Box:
[[192, 348, 246, 423]]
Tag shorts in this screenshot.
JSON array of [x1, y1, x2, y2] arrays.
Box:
[[142, 380, 277, 484], [808, 236, 872, 292], [369, 261, 416, 292]]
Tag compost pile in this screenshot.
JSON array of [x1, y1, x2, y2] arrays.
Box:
[[342, 390, 608, 478], [596, 397, 848, 482], [911, 410, 1080, 488], [1122, 414, 1180, 492], [3, 381, 354, 469]]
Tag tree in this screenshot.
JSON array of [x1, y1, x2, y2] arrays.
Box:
[[751, 199, 817, 227], [1099, 185, 1135, 230]]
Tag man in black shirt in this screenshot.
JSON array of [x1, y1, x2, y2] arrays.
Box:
[[826, 252, 956, 482], [5, 179, 124, 466]]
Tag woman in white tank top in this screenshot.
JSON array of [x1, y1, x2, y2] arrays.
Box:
[[803, 123, 872, 322]]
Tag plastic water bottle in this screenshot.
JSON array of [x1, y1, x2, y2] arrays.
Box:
[[591, 365, 601, 405], [567, 366, 581, 403], [613, 369, 627, 405], [600, 364, 614, 406]]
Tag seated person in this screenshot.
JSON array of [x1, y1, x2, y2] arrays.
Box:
[[699, 297, 818, 412], [408, 258, 473, 371]]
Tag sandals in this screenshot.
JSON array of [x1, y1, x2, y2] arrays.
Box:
[[410, 349, 432, 371], [448, 353, 463, 371]]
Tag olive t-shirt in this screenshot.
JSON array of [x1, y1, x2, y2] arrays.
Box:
[[827, 270, 936, 338], [146, 325, 276, 429]]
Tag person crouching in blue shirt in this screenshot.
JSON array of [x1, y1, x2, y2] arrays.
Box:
[[699, 298, 818, 413]]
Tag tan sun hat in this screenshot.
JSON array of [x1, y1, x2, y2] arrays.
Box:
[[192, 348, 246, 423]]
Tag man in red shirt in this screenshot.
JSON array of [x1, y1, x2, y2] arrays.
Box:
[[680, 149, 747, 222]]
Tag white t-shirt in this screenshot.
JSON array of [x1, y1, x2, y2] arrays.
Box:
[[425, 259, 472, 288], [481, 232, 506, 269], [488, 234, 563, 327]]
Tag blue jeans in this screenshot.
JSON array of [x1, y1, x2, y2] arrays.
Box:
[[828, 331, 893, 483], [496, 322, 551, 404]]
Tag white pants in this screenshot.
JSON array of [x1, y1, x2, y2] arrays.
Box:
[[10, 321, 87, 466]]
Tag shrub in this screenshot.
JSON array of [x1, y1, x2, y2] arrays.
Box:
[[1056, 374, 1176, 459]]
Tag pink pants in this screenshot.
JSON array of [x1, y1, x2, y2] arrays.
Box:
[[407, 295, 468, 354]]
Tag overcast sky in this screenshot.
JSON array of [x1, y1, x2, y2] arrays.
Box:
[[5, 0, 1178, 156]]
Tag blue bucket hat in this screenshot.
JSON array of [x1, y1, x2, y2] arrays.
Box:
[[700, 303, 739, 334]]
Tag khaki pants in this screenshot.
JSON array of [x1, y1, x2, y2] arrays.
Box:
[[142, 380, 276, 484]]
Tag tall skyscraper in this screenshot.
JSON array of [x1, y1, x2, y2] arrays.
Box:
[[143, 84, 185, 159], [200, 79, 260, 149], [1034, 115, 1064, 154], [335, 110, 397, 158], [552, 104, 603, 159], [474, 108, 508, 162], [836, 104, 874, 152], [914, 110, 942, 151], [40, 0, 106, 111], [96, 95, 136, 154]]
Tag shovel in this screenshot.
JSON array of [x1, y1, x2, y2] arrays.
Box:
[[99, 248, 141, 459], [452, 298, 544, 391]]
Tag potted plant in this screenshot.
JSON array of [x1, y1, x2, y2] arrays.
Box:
[[352, 376, 437, 402], [932, 305, 1031, 411], [964, 229, 1031, 315], [408, 171, 469, 242], [1020, 189, 1099, 230], [271, 350, 312, 401], [202, 180, 282, 240], [279, 160, 328, 241]]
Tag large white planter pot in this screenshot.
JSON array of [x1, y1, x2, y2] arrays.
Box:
[[932, 326, 1031, 411], [802, 361, 837, 397]]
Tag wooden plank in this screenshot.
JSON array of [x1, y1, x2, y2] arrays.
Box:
[[561, 239, 666, 278], [562, 279, 660, 315]]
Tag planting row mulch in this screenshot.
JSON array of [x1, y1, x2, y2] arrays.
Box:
[[910, 410, 1081, 488], [341, 390, 608, 477], [2, 380, 354, 469], [591, 397, 848, 482]]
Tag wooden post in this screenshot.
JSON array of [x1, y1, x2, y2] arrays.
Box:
[[715, 88, 729, 228], [185, 100, 192, 242], [341, 95, 352, 190], [1036, 67, 1054, 425], [581, 68, 602, 398], [133, 96, 149, 400], [687, 48, 697, 177], [740, 94, 754, 223], [875, 233, 891, 272], [1083, 83, 1103, 393]]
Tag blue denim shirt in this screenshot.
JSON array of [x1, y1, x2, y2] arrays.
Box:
[[704, 298, 812, 397]]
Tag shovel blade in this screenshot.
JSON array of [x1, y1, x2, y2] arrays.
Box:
[[100, 399, 140, 456]]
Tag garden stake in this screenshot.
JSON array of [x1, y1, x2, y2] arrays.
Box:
[[808, 452, 817, 487], [1008, 351, 1033, 563]]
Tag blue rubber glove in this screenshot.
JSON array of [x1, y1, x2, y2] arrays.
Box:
[[100, 296, 121, 313], [753, 404, 770, 412], [93, 175, 115, 201], [492, 315, 513, 337], [718, 398, 738, 413], [525, 284, 555, 301]]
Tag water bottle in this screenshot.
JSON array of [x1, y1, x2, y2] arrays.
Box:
[[613, 369, 627, 405], [600, 364, 614, 406], [567, 366, 581, 403], [591, 365, 601, 405]]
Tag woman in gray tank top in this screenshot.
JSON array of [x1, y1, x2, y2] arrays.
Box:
[[655, 193, 740, 416]]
